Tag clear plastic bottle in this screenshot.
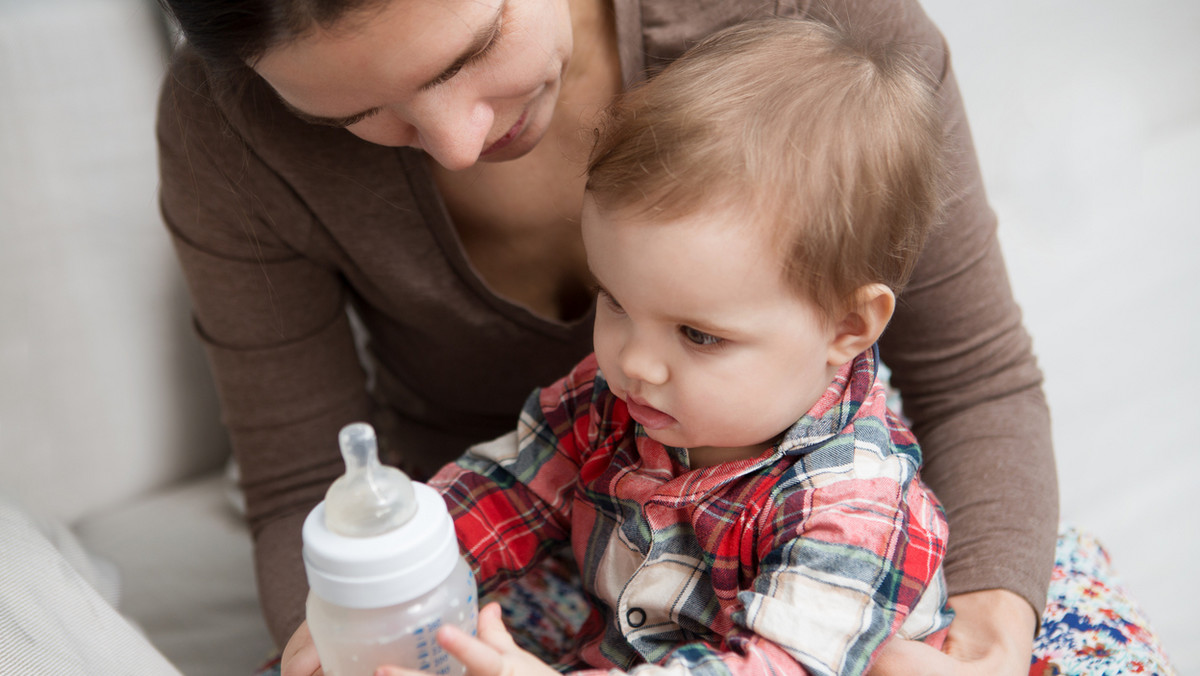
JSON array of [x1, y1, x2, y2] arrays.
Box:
[[302, 422, 478, 676]]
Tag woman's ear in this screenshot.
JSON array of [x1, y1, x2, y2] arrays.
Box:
[[826, 283, 896, 366]]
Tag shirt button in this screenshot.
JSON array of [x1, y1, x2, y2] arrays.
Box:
[[626, 607, 646, 628]]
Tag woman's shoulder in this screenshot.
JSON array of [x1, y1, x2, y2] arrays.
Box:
[[161, 44, 209, 100], [158, 44, 307, 151], [633, 0, 946, 80], [157, 45, 224, 138], [156, 44, 284, 170]]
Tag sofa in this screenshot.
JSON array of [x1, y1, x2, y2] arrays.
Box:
[[0, 0, 275, 673], [3, 0, 1190, 673]]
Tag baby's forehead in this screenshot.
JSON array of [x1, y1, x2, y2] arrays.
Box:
[[591, 190, 798, 249], [590, 187, 767, 226], [586, 190, 821, 295]]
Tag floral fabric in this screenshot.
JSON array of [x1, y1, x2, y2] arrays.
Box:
[[1030, 526, 1176, 675]]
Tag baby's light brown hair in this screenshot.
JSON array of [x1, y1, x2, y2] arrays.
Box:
[[586, 18, 945, 318]]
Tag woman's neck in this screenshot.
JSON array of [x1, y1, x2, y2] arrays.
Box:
[[552, 0, 622, 143]]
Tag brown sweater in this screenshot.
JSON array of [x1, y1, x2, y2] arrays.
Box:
[[157, 0, 1058, 648]]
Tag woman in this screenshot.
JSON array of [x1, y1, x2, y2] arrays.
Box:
[[154, 0, 1056, 673]]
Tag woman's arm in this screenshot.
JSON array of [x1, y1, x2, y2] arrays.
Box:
[[643, 0, 1059, 608], [796, 0, 1059, 617], [784, 2, 1056, 672], [830, 0, 1056, 672], [157, 48, 372, 647], [877, 45, 1058, 619]]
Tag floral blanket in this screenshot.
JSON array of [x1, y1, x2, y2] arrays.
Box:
[[1030, 526, 1175, 675]]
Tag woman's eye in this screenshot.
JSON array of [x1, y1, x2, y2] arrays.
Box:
[[429, 23, 503, 88], [436, 64, 464, 86], [681, 326, 722, 347]]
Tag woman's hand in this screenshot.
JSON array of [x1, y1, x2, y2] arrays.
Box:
[[868, 589, 1038, 676], [281, 620, 324, 676], [375, 602, 559, 676]]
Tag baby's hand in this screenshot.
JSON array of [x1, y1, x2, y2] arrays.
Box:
[[374, 602, 560, 676], [280, 620, 324, 676]]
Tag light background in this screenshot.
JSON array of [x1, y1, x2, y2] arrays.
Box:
[[922, 0, 1199, 669]]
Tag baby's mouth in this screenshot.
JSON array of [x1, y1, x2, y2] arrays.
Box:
[[625, 397, 676, 430]]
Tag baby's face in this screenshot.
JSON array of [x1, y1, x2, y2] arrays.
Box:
[[582, 196, 841, 463]]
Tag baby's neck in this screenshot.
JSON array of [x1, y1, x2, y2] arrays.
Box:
[[686, 443, 772, 469]]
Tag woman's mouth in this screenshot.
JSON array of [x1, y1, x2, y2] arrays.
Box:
[[481, 110, 529, 157], [625, 397, 677, 430]]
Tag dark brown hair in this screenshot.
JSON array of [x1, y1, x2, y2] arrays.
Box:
[[156, 0, 387, 87], [586, 18, 946, 317]]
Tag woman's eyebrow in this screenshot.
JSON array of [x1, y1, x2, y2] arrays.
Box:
[[419, 1, 505, 91], [276, 2, 506, 127]]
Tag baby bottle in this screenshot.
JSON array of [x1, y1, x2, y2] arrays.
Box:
[[302, 422, 478, 676]]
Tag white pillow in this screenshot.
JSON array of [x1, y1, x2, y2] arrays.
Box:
[[0, 496, 183, 675]]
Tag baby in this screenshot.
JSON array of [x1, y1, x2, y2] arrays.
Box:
[[405, 16, 950, 676]]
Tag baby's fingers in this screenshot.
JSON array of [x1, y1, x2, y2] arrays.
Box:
[[376, 605, 516, 676], [437, 621, 506, 676], [281, 620, 324, 676], [475, 603, 517, 650]]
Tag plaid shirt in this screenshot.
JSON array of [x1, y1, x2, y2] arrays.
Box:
[[431, 346, 951, 676]]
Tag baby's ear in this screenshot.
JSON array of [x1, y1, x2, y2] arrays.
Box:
[[826, 284, 896, 366]]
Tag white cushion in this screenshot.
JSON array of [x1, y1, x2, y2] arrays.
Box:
[[0, 496, 183, 675], [74, 472, 276, 676], [0, 0, 228, 523]]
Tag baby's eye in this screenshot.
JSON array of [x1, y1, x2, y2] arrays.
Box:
[[597, 288, 625, 314], [681, 326, 722, 347]]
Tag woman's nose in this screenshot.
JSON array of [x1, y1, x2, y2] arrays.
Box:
[[411, 97, 495, 171], [348, 99, 494, 170]]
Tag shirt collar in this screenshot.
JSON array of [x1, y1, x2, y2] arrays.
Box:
[[619, 345, 881, 486]]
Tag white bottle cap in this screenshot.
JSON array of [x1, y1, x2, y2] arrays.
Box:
[[303, 482, 460, 609]]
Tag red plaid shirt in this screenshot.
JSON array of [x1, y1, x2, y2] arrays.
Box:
[[431, 347, 950, 675]]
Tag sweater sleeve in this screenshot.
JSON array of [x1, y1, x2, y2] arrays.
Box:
[[429, 356, 603, 591], [800, 0, 1059, 616], [156, 52, 371, 647]]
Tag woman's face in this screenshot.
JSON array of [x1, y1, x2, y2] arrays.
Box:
[[253, 0, 573, 170]]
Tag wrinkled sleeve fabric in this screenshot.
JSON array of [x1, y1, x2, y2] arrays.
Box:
[[156, 56, 371, 646]]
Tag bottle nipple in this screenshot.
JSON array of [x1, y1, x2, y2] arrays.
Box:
[[323, 422, 417, 537]]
